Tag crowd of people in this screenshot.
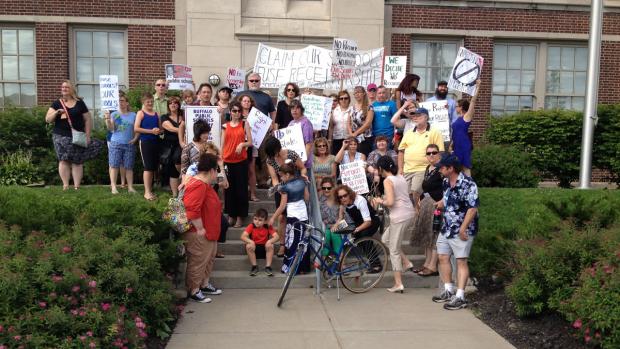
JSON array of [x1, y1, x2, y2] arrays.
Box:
[[45, 72, 480, 309]]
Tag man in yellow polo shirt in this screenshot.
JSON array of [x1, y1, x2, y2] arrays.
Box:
[[153, 79, 169, 116], [398, 107, 445, 196]]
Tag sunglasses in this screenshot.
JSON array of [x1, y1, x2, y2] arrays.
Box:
[[286, 88, 295, 92], [317, 144, 327, 148], [339, 97, 349, 100], [338, 194, 348, 200], [321, 186, 333, 191], [156, 83, 166, 87], [249, 79, 260, 83], [230, 109, 240, 113], [426, 151, 439, 156]]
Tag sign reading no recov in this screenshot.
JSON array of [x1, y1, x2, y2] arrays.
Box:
[[448, 47, 484, 96]]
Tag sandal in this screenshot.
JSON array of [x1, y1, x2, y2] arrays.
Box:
[[418, 268, 439, 277], [410, 267, 424, 273], [144, 194, 157, 201], [250, 197, 260, 202]]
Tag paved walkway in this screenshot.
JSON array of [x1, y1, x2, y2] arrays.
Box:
[[167, 288, 514, 349]]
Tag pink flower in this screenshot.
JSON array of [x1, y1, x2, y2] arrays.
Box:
[[595, 332, 601, 339], [52, 275, 63, 283], [71, 285, 80, 293], [39, 301, 47, 308], [80, 274, 87, 280], [118, 305, 126, 313], [70, 309, 78, 316], [49, 292, 57, 299], [0, 345, 7, 349], [125, 287, 133, 294], [13, 335, 21, 341], [0, 324, 4, 332], [585, 327, 590, 335], [134, 316, 142, 323], [86, 331, 93, 337], [573, 319, 582, 329], [138, 330, 147, 338], [603, 265, 614, 274], [89, 341, 96, 348], [78, 310, 86, 317], [62, 246, 72, 253], [88, 280, 97, 288], [101, 303, 111, 312], [79, 336, 86, 342], [135, 321, 145, 329], [585, 335, 592, 343]]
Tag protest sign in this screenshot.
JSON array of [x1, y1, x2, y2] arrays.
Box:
[[253, 43, 384, 90], [99, 75, 119, 111], [300, 94, 332, 131], [448, 48, 483, 96], [165, 64, 194, 91], [246, 107, 272, 149], [184, 106, 221, 147], [419, 101, 451, 142], [383, 56, 407, 88], [331, 38, 358, 80], [273, 123, 307, 162], [226, 67, 245, 94], [339, 161, 369, 195]]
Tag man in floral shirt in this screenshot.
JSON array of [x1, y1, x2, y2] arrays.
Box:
[[431, 154, 479, 310]]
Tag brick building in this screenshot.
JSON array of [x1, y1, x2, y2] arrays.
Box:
[[385, 0, 620, 137], [0, 0, 176, 111]]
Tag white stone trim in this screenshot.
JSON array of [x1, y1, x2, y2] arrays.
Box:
[[0, 15, 180, 26], [391, 28, 620, 42]]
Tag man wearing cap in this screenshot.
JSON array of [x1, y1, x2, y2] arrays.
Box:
[[426, 80, 457, 125], [432, 154, 479, 310], [397, 107, 444, 197], [367, 83, 378, 104], [372, 85, 398, 147]]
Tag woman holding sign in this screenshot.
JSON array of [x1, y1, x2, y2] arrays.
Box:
[[452, 80, 481, 176], [222, 101, 253, 228]]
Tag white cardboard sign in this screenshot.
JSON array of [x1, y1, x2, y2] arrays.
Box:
[[331, 38, 358, 80], [184, 106, 221, 148], [300, 94, 332, 131], [99, 75, 119, 111], [419, 101, 451, 142], [448, 47, 483, 96], [246, 107, 272, 149], [383, 56, 407, 88], [226, 67, 245, 94], [339, 161, 369, 195], [273, 123, 307, 162]]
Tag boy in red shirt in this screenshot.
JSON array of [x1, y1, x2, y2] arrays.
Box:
[[241, 209, 279, 276]]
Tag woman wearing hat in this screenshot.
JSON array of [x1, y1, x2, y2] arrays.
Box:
[[371, 156, 415, 293], [216, 86, 233, 124]]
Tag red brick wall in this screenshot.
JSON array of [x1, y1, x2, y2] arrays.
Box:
[[462, 36, 493, 139], [599, 42, 620, 104], [0, 0, 174, 19], [127, 25, 175, 87], [35, 23, 69, 105]]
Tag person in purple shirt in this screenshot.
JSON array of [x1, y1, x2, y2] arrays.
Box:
[[287, 99, 314, 169]]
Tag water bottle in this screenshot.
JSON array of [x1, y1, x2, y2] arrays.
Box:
[[432, 209, 443, 234]]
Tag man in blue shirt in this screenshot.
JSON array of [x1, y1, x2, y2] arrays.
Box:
[[425, 80, 457, 125], [431, 154, 479, 310], [371, 85, 398, 148]]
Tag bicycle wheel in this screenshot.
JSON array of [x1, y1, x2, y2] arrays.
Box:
[[338, 237, 388, 293], [277, 248, 304, 307]]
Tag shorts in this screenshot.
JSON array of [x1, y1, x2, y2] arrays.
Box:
[[108, 141, 136, 169], [253, 244, 266, 259], [139, 139, 160, 171], [436, 233, 475, 259], [404, 171, 425, 195]]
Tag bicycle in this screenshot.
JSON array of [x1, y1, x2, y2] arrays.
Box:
[[277, 221, 388, 307]]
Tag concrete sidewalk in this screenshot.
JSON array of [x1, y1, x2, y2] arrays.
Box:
[[167, 288, 514, 349]]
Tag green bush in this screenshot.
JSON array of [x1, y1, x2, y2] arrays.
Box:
[[471, 144, 539, 188], [0, 150, 41, 185], [594, 104, 620, 185]]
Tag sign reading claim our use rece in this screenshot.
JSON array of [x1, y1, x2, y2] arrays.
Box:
[[448, 47, 483, 96]]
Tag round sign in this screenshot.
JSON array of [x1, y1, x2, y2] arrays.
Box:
[[452, 59, 480, 87]]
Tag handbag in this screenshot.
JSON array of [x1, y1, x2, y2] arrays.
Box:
[[59, 99, 87, 148], [161, 189, 193, 233]]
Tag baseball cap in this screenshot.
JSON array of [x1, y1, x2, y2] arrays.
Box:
[[367, 83, 378, 91], [218, 86, 233, 94], [414, 107, 429, 116], [437, 80, 448, 86], [436, 153, 461, 168]]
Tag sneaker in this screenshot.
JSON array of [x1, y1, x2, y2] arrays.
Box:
[[201, 283, 222, 295], [444, 296, 468, 310], [189, 291, 212, 303], [250, 265, 259, 276], [432, 289, 455, 303], [265, 266, 274, 277]]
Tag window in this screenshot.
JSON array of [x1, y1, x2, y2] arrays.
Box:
[[411, 40, 459, 97], [73, 28, 127, 113], [491, 42, 587, 116], [491, 44, 536, 116], [0, 28, 36, 107]]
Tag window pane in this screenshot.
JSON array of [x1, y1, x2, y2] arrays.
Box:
[[520, 96, 533, 110], [506, 70, 521, 93], [20, 83, 35, 107], [77, 58, 93, 82], [442, 43, 457, 66], [110, 58, 125, 82], [493, 70, 506, 93], [547, 47, 560, 69], [428, 43, 441, 67], [491, 95, 504, 113], [94, 85, 101, 110], [19, 56, 34, 80], [557, 96, 570, 109], [412, 43, 427, 66], [76, 31, 92, 57], [0, 85, 4, 106], [494, 45, 507, 69], [78, 84, 94, 110], [441, 67, 452, 82], [412, 67, 425, 90], [507, 46, 522, 69], [429, 67, 441, 87], [545, 96, 557, 109], [575, 47, 588, 71], [93, 58, 109, 80], [4, 83, 19, 105], [574, 71, 586, 95], [572, 97, 584, 111], [2, 56, 18, 80], [521, 70, 535, 93], [560, 71, 573, 94], [92, 32, 108, 57], [522, 46, 536, 70], [561, 47, 575, 70], [18, 30, 34, 55], [109, 32, 124, 57], [505, 95, 519, 111], [2, 30, 18, 55], [546, 71, 560, 93]]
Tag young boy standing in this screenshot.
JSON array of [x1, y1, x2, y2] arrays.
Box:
[[241, 209, 279, 276]]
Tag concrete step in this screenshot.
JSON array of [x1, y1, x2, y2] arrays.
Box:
[[216, 240, 425, 255], [214, 254, 426, 271]]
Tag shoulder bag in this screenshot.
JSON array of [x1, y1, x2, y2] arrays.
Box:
[[59, 99, 87, 148]]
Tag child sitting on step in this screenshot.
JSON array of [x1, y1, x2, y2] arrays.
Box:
[[240, 209, 279, 277]]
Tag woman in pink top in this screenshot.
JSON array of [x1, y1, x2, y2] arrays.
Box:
[[372, 155, 415, 293]]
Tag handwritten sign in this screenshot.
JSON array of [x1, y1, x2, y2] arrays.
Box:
[[99, 75, 119, 111], [300, 94, 332, 131], [253, 43, 384, 90], [184, 106, 221, 147], [246, 107, 272, 149], [339, 161, 369, 195], [383, 56, 407, 88], [331, 38, 358, 80], [419, 101, 451, 142], [226, 67, 245, 94], [448, 47, 483, 96], [165, 64, 194, 91], [273, 123, 307, 162]]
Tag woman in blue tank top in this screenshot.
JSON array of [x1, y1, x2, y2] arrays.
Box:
[[134, 93, 163, 201]]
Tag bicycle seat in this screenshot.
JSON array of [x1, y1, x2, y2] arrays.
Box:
[[333, 225, 355, 234]]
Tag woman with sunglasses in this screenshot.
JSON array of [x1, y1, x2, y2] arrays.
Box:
[[371, 156, 415, 293], [349, 86, 374, 156], [276, 82, 299, 130], [312, 137, 336, 185], [328, 90, 352, 155], [221, 101, 253, 228], [318, 177, 343, 258], [160, 96, 184, 197], [411, 144, 443, 277]]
